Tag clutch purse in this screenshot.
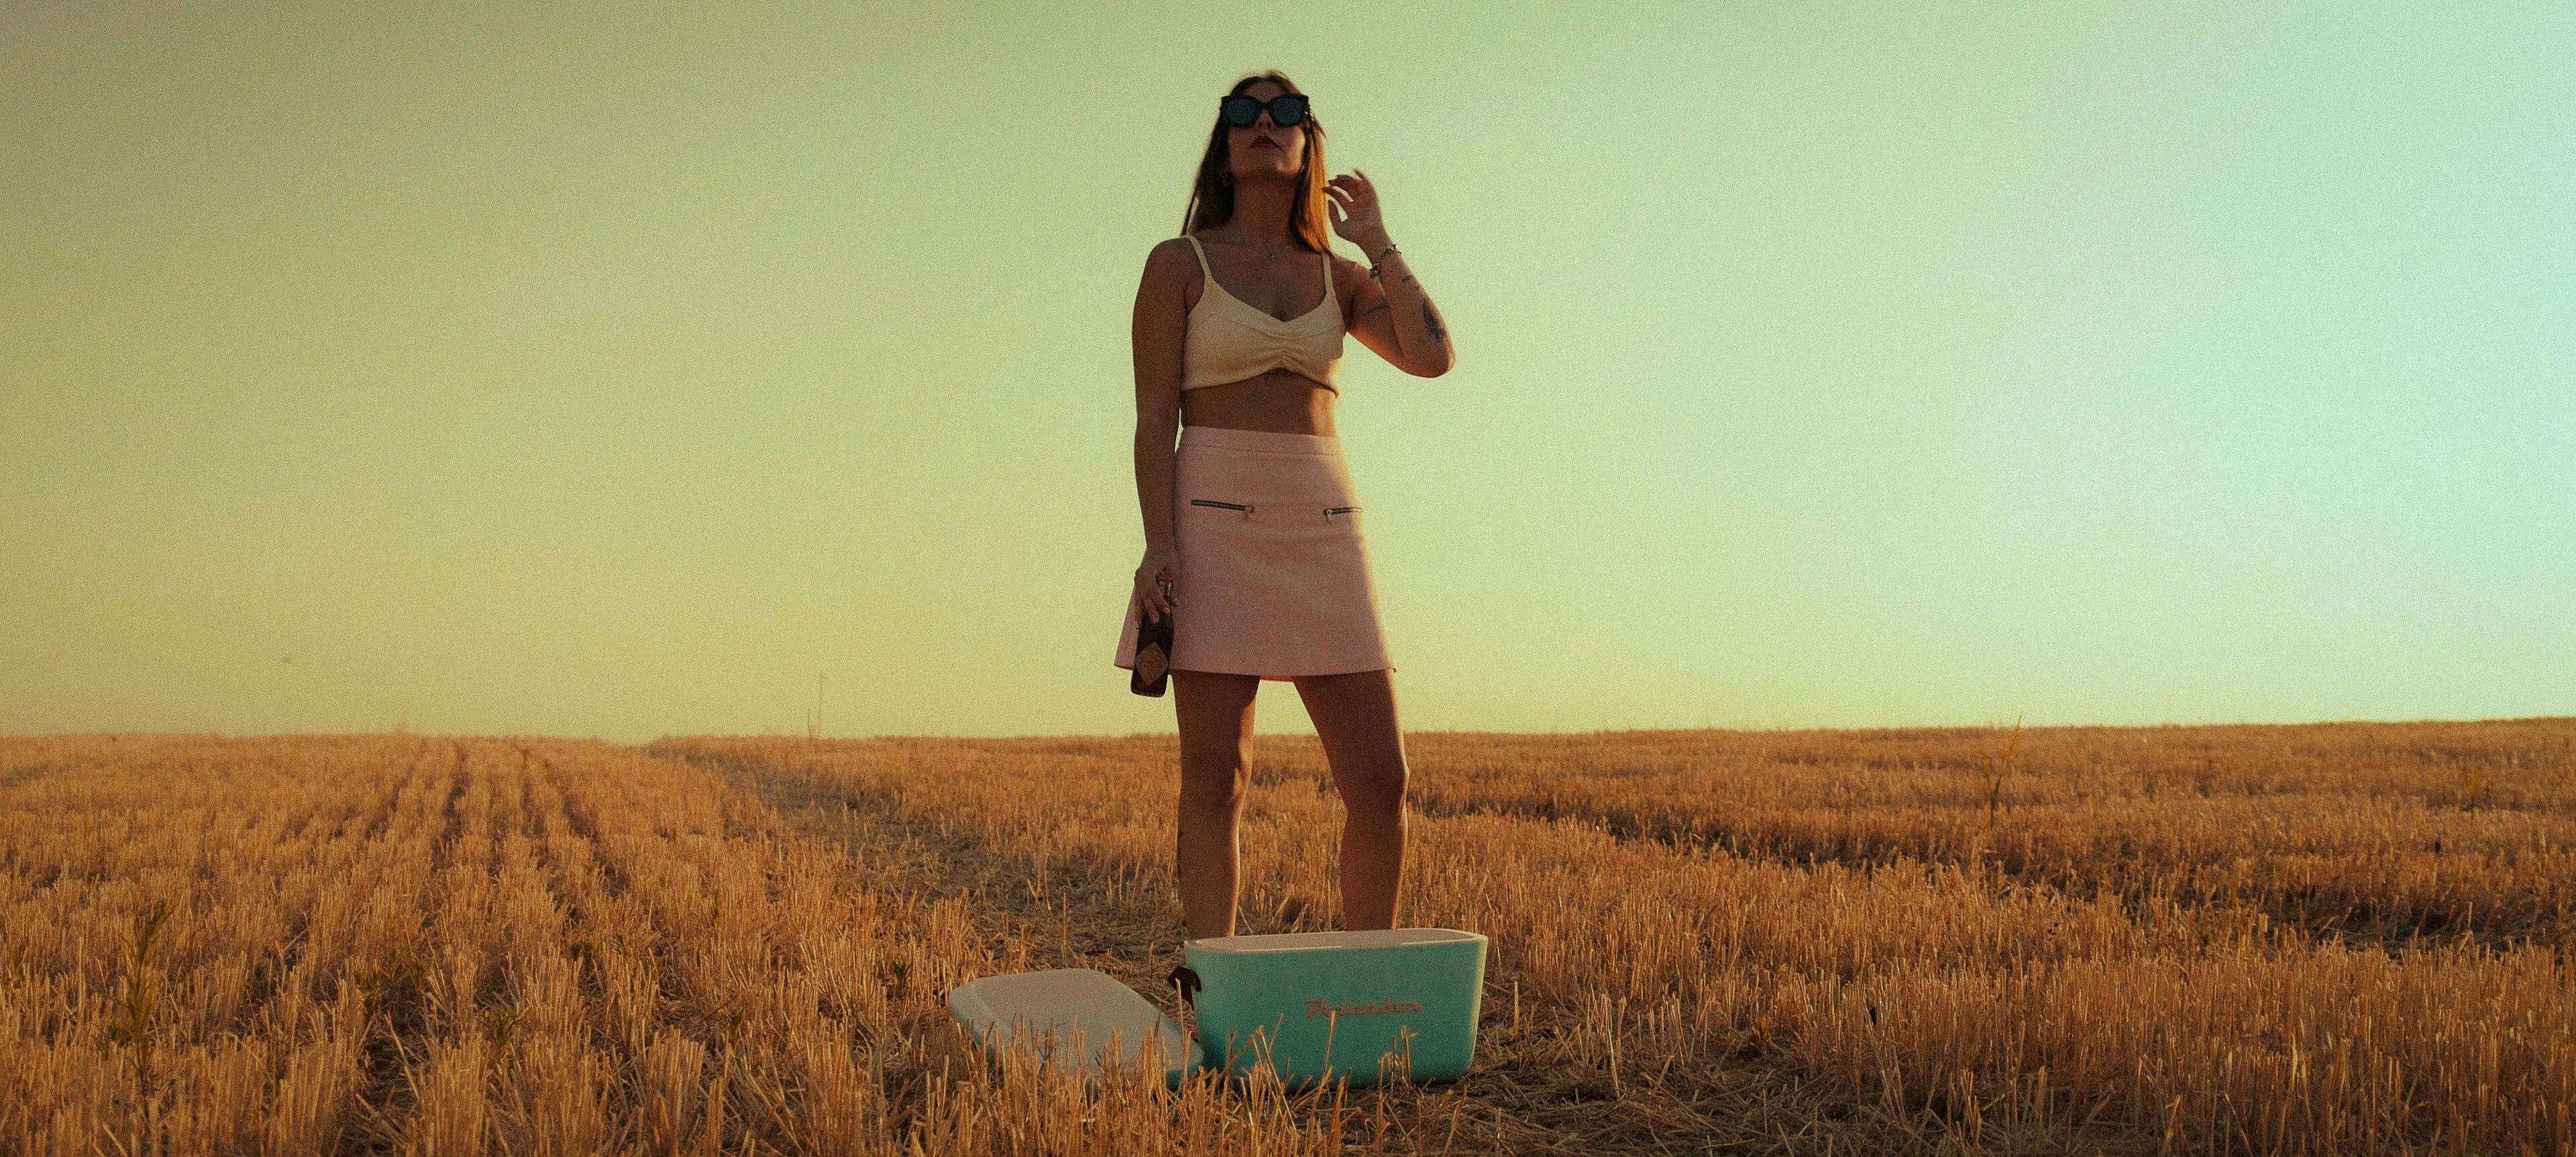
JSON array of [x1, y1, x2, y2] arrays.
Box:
[[1129, 597, 1173, 697]]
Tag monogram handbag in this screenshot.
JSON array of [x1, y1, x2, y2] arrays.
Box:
[[1128, 592, 1172, 697]]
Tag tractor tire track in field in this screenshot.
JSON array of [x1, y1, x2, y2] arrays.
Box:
[[343, 738, 466, 1156], [660, 749, 1191, 1022], [654, 748, 2135, 1156]]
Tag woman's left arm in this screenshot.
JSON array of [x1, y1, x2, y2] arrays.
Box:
[[1330, 170, 1454, 377]]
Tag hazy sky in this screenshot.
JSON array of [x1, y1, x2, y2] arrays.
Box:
[[5, 2, 2568, 742]]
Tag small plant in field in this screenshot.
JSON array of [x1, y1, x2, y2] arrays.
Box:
[[1978, 715, 2025, 823], [485, 1005, 519, 1074], [105, 898, 174, 1099], [356, 947, 431, 1027], [2459, 764, 2487, 811]]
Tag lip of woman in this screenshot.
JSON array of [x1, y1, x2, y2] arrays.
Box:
[[1248, 136, 1283, 150]]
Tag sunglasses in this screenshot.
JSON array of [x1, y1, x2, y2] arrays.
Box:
[[1220, 93, 1309, 129]]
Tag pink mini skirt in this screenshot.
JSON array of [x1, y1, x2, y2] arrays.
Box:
[[1115, 425, 1394, 681]]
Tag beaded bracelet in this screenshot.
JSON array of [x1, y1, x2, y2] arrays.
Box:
[[1368, 242, 1401, 279]]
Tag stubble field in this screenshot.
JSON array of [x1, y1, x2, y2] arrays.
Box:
[[3, 718, 2570, 1155]]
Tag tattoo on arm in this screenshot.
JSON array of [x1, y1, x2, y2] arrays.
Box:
[[1360, 303, 1389, 319], [1421, 301, 1447, 346]]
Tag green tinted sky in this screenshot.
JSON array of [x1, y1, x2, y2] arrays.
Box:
[[5, 2, 2568, 741]]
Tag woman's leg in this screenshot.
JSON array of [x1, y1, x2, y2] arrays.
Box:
[[1292, 668, 1409, 931], [1174, 668, 1260, 940]]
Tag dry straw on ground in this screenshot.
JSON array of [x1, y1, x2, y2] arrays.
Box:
[[4, 719, 2570, 1154]]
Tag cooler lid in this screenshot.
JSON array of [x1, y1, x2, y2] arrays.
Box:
[[1187, 927, 1485, 954], [946, 968, 1201, 1078]]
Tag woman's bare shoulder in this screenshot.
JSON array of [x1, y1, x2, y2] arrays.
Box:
[[1142, 238, 1205, 282], [1139, 238, 1204, 313]]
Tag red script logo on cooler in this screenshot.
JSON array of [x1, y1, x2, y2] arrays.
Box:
[[1305, 998, 1421, 1019]]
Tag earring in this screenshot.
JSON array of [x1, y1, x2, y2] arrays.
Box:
[[1219, 171, 1232, 186]]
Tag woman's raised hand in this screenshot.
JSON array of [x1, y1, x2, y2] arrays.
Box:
[[1325, 168, 1389, 247]]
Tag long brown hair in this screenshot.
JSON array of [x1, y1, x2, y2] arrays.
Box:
[[1181, 71, 1333, 255]]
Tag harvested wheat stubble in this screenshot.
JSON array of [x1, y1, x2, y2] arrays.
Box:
[[665, 742, 2043, 1154], [1399, 719, 2576, 953], [10, 726, 2569, 1155], [0, 736, 1356, 1156], [656, 721, 2576, 1156]]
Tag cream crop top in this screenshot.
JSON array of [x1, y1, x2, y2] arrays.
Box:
[[1177, 235, 1346, 393]]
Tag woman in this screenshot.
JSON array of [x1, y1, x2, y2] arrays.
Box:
[[1114, 71, 1456, 941]]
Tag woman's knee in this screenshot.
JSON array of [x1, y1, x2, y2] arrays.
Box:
[[1341, 760, 1408, 817], [1178, 760, 1250, 815]]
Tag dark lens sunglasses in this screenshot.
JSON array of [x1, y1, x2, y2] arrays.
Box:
[[1220, 93, 1309, 129]]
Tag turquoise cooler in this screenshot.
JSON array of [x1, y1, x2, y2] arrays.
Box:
[[1182, 928, 1487, 1087]]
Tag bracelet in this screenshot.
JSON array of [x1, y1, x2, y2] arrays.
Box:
[[1369, 241, 1401, 267]]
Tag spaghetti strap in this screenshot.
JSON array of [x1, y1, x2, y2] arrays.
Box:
[[1182, 235, 1213, 279]]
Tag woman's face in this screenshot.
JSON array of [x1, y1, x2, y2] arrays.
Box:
[[1226, 81, 1306, 183]]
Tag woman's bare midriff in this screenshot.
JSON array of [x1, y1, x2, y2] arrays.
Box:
[[1181, 368, 1336, 436]]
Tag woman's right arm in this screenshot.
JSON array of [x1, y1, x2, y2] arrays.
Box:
[[1130, 238, 1193, 619]]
